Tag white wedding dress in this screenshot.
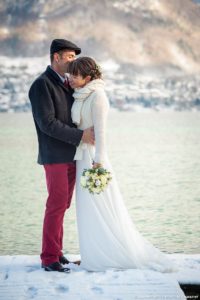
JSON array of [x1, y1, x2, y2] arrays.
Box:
[[72, 79, 177, 273]]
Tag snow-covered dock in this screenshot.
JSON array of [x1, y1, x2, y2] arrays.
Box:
[[0, 254, 199, 300]]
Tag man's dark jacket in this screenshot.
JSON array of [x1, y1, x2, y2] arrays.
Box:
[[29, 66, 83, 165]]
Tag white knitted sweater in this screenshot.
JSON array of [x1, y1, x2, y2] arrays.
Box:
[[71, 79, 109, 163]]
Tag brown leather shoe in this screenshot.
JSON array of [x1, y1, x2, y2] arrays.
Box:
[[59, 255, 81, 266], [73, 260, 81, 266]]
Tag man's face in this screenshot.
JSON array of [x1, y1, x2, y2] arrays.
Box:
[[54, 50, 76, 74]]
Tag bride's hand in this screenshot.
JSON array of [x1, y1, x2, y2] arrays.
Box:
[[93, 162, 103, 169]]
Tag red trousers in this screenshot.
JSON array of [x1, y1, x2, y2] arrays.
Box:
[[40, 163, 76, 266]]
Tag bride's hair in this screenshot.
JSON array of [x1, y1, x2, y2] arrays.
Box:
[[67, 57, 102, 80]]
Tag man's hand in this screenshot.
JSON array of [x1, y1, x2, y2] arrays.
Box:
[[82, 127, 95, 145]]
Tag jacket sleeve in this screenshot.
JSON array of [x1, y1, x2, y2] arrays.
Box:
[[91, 89, 110, 164], [29, 78, 83, 146]]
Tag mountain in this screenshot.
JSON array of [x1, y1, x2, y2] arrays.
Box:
[[0, 0, 200, 74], [1, 0, 200, 113]]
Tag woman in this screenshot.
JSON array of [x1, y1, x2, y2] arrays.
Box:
[[66, 57, 177, 273]]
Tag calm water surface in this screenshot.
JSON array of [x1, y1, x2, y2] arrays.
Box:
[[0, 111, 199, 255]]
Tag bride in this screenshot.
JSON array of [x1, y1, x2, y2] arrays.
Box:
[[67, 57, 177, 273]]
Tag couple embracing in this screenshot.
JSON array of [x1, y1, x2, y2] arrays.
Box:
[[29, 39, 176, 274]]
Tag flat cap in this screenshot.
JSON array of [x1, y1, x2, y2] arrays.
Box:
[[50, 39, 81, 55]]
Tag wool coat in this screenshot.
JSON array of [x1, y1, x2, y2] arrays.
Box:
[[29, 66, 83, 165]]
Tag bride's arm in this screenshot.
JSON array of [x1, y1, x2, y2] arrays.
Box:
[[91, 89, 110, 166]]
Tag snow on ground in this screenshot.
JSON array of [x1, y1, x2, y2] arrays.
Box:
[[0, 254, 199, 300]]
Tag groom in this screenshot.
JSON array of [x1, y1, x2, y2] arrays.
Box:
[[29, 39, 94, 272]]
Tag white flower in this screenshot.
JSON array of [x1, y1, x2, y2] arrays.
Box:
[[80, 176, 87, 187], [93, 187, 101, 194], [100, 176, 107, 185], [95, 179, 101, 186]]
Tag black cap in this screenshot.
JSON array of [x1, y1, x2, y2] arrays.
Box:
[[50, 39, 81, 55]]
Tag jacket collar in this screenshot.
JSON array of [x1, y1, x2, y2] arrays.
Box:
[[46, 65, 63, 83], [45, 65, 73, 92]]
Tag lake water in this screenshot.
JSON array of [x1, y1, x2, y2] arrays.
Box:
[[0, 111, 199, 256]]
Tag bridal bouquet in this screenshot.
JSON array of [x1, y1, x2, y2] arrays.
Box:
[[81, 167, 112, 194]]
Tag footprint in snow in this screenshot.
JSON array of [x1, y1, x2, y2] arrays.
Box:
[[26, 266, 40, 273], [91, 286, 103, 294], [27, 286, 38, 298], [55, 285, 69, 293]]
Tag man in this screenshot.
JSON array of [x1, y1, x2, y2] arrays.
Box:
[[29, 39, 94, 273]]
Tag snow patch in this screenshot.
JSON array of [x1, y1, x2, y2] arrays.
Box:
[[1, 254, 199, 299]]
